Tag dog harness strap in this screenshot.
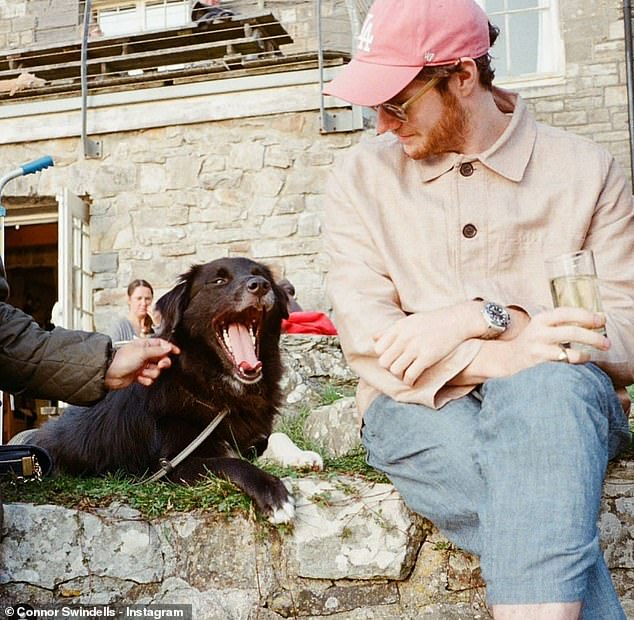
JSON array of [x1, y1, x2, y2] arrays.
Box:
[[142, 407, 230, 484], [158, 458, 174, 474]]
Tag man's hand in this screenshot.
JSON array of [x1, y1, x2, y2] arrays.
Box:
[[458, 307, 610, 385], [373, 302, 483, 386], [104, 338, 181, 390], [494, 307, 609, 373]]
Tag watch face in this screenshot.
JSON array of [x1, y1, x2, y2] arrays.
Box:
[[485, 302, 510, 328]]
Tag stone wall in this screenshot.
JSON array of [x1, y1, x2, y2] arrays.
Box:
[[1, 455, 633, 619], [0, 112, 357, 331], [0, 0, 632, 329], [0, 481, 489, 619], [0, 0, 34, 48]]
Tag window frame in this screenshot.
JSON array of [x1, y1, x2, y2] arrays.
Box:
[[476, 0, 565, 87], [93, 0, 191, 37]]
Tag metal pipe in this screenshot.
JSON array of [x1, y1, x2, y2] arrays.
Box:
[[0, 168, 23, 262], [624, 0, 634, 190], [81, 0, 91, 157], [0, 156, 54, 262], [317, 0, 326, 131]]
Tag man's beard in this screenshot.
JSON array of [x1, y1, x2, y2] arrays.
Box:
[[406, 88, 470, 160]]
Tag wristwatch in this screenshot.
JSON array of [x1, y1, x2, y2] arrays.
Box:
[[480, 301, 511, 339]]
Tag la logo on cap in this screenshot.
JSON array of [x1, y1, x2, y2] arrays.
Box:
[[357, 12, 374, 52]]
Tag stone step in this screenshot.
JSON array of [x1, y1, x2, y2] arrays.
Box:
[[0, 464, 632, 619]]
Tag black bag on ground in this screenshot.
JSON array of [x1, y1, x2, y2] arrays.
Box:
[[0, 444, 53, 481]]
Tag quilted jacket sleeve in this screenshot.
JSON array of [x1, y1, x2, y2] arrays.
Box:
[[0, 259, 112, 405], [0, 302, 112, 405]]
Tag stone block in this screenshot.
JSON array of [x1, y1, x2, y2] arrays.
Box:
[[287, 476, 427, 580], [90, 251, 118, 274], [34, 25, 78, 44], [138, 163, 167, 194], [0, 18, 14, 34], [228, 142, 265, 171], [534, 99, 564, 113], [304, 396, 361, 456], [553, 110, 588, 125], [137, 226, 187, 246], [92, 166, 137, 197], [35, 10, 76, 29], [280, 335, 358, 407], [265, 146, 293, 168], [297, 212, 322, 237], [245, 168, 285, 197], [260, 215, 298, 238], [10, 15, 35, 31], [0, 504, 89, 588], [165, 155, 201, 190], [92, 272, 118, 291], [19, 30, 33, 45], [605, 85, 628, 107], [269, 581, 399, 617], [159, 243, 197, 257]]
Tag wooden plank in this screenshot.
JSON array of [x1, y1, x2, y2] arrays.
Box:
[[0, 37, 269, 83], [0, 12, 292, 74], [0, 52, 348, 102]]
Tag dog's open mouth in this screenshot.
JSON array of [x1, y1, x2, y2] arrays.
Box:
[[214, 309, 264, 384]]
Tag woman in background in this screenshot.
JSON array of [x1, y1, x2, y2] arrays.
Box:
[[110, 279, 155, 343]]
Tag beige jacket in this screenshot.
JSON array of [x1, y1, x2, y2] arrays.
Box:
[[325, 90, 634, 419]]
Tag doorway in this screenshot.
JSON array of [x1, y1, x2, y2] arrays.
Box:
[[2, 203, 59, 442], [1, 191, 92, 442], [4, 221, 59, 329]]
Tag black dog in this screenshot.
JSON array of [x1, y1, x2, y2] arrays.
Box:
[[31, 258, 301, 523]]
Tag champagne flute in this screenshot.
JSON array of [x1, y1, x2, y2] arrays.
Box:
[[545, 250, 606, 350]]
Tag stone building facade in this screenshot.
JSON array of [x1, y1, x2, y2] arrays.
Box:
[[0, 0, 631, 332]]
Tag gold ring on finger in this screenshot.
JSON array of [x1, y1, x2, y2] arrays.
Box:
[[557, 345, 570, 363]]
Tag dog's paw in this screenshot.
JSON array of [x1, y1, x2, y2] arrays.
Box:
[[268, 493, 295, 524], [263, 432, 324, 471], [261, 479, 295, 524]]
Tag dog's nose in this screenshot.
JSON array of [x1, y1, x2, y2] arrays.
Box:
[[246, 276, 271, 296]]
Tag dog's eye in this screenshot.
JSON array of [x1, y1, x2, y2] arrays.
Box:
[[212, 277, 227, 286]]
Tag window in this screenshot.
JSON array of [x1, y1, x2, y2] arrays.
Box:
[[96, 0, 190, 36], [145, 0, 190, 30], [98, 4, 138, 36], [478, 0, 564, 81]]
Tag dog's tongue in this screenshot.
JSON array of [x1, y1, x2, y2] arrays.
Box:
[[227, 323, 261, 373]]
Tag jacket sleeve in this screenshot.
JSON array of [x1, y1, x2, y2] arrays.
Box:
[[583, 157, 634, 387], [0, 301, 113, 405]]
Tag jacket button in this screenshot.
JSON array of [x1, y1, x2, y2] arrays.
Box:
[[462, 223, 477, 238], [460, 162, 474, 177]]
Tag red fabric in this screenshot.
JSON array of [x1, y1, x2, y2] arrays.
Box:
[[282, 311, 338, 335]]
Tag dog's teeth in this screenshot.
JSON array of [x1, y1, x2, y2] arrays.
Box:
[[223, 330, 233, 352]]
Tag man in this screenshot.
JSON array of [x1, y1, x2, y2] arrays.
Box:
[[0, 256, 179, 406], [323, 1, 634, 618]]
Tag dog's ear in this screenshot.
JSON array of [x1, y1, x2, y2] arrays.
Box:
[[155, 264, 204, 339], [272, 279, 290, 320], [154, 281, 188, 340]]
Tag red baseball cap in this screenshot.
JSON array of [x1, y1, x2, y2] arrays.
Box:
[[324, 0, 491, 107]]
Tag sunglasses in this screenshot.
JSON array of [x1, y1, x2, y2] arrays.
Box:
[[373, 76, 442, 122]]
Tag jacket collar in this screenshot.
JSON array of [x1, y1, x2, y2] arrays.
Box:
[[417, 87, 537, 183]]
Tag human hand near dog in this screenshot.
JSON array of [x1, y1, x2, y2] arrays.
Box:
[[105, 338, 180, 389]]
